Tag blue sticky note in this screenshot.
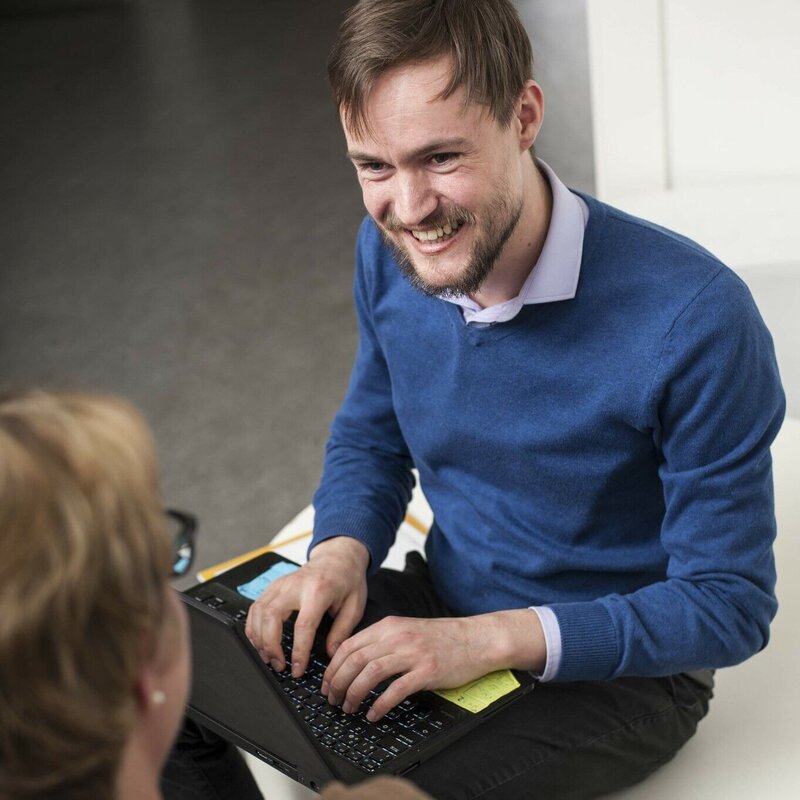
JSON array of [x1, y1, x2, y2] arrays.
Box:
[[237, 561, 299, 601]]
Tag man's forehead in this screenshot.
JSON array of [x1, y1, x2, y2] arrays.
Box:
[[341, 58, 491, 156], [372, 56, 456, 103]]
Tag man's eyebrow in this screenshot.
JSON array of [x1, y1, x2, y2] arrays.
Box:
[[346, 137, 471, 163]]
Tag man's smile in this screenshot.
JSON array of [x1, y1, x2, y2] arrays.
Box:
[[402, 221, 466, 255], [409, 219, 463, 242]]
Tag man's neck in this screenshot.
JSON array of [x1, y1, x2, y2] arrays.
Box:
[[469, 158, 553, 309]]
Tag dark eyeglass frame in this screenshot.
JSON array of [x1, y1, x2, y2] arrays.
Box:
[[166, 508, 197, 577]]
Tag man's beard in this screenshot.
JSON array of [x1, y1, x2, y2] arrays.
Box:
[[377, 190, 523, 299]]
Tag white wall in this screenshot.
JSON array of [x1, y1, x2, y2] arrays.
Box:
[[515, 0, 595, 193], [664, 0, 800, 188], [585, 0, 800, 416]]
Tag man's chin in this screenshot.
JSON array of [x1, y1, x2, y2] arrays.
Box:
[[377, 225, 488, 298], [398, 256, 478, 298]]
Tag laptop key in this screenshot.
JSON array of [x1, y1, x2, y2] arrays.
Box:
[[413, 701, 433, 718], [370, 748, 393, 766], [376, 735, 409, 756], [355, 741, 377, 757], [348, 720, 370, 736], [397, 730, 422, 747], [428, 709, 454, 728], [362, 726, 382, 742], [304, 694, 326, 708]]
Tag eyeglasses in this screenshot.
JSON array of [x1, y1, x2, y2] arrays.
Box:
[[166, 508, 197, 577]]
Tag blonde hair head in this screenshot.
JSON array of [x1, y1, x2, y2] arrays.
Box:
[[0, 390, 173, 799]]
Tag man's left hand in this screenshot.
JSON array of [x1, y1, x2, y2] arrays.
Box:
[[322, 609, 546, 720]]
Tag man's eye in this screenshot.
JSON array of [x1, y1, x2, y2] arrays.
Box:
[[430, 152, 456, 166], [362, 162, 387, 172]]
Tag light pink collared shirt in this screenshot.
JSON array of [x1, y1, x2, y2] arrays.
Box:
[[443, 159, 587, 326]]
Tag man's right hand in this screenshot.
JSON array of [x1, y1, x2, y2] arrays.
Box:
[[245, 536, 370, 678]]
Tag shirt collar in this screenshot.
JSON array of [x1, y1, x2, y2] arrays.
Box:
[[443, 159, 588, 325]]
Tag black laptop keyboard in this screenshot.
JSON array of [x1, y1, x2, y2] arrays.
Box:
[[272, 626, 456, 773]]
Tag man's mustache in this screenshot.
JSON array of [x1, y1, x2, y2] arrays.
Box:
[[381, 206, 475, 233]]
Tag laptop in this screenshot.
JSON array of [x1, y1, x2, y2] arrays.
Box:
[[181, 550, 536, 792]]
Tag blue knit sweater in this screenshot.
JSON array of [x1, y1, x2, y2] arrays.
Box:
[[312, 194, 785, 681]]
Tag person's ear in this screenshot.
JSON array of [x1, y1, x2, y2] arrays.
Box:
[[516, 80, 544, 151]]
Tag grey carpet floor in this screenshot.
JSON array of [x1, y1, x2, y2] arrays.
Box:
[[1, 0, 365, 583]]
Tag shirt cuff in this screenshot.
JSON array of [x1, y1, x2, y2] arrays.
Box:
[[530, 606, 562, 681]]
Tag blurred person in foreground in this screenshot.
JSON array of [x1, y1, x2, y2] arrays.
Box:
[[0, 390, 427, 800], [0, 390, 191, 800]]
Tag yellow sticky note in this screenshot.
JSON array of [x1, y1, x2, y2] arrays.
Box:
[[433, 670, 520, 713]]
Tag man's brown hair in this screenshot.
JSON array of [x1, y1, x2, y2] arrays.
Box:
[[0, 390, 172, 799], [328, 0, 534, 137]]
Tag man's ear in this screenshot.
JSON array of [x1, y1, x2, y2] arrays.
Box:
[[516, 80, 544, 151]]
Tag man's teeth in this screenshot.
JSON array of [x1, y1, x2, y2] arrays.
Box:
[[410, 221, 461, 241]]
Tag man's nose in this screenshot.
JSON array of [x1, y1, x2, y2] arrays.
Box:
[[392, 171, 438, 228]]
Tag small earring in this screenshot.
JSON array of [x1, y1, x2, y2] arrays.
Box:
[[151, 689, 166, 706]]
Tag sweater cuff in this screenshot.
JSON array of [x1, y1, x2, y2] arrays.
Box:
[[546, 601, 619, 681], [309, 507, 394, 575]]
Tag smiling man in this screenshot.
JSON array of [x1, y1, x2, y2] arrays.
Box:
[[343, 55, 550, 307], [168, 1, 785, 798]]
